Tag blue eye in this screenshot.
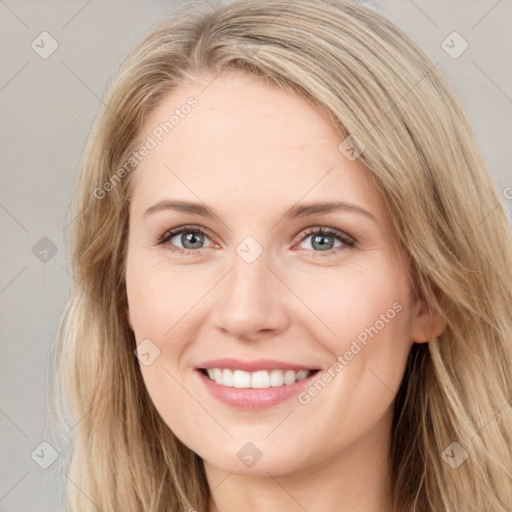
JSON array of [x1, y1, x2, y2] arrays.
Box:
[[157, 225, 356, 256], [296, 226, 356, 255], [158, 225, 214, 254]]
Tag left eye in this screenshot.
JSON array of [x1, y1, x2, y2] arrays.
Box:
[[295, 227, 355, 253]]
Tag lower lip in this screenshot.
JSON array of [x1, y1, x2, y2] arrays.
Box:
[[196, 370, 318, 409]]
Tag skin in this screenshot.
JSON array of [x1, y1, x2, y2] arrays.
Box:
[[124, 70, 445, 512]]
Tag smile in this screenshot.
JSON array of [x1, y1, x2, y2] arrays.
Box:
[[201, 368, 314, 388]]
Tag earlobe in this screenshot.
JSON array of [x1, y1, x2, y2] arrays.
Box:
[[410, 299, 446, 343]]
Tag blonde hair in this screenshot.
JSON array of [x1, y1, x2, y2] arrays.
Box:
[[50, 0, 512, 510]]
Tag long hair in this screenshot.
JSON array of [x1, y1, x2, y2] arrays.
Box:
[[49, 0, 512, 510]]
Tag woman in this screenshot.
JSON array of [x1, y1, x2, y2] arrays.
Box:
[[51, 0, 512, 510]]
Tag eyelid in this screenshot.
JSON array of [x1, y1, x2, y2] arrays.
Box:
[[157, 224, 217, 247], [292, 225, 356, 248], [157, 224, 357, 255]]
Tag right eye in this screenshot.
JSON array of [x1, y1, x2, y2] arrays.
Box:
[[157, 225, 216, 255]]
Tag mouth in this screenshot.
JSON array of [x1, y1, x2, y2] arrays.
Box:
[[198, 367, 320, 389], [194, 359, 321, 409]]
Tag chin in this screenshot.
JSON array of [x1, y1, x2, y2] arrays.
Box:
[[198, 439, 315, 477]]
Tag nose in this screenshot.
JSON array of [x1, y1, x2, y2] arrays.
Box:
[[211, 250, 290, 342]]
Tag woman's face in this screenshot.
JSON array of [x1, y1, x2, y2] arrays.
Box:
[[125, 70, 443, 477]]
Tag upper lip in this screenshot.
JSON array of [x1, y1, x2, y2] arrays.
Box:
[[196, 358, 319, 372]]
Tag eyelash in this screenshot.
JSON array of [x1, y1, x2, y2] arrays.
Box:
[[156, 224, 356, 257]]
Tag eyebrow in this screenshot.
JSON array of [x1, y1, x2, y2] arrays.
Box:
[[143, 199, 376, 222]]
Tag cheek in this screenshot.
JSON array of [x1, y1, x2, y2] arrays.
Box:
[[137, 362, 212, 459], [292, 259, 411, 347], [294, 259, 413, 398], [126, 253, 207, 339]]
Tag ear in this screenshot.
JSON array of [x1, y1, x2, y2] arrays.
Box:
[[410, 296, 446, 343]]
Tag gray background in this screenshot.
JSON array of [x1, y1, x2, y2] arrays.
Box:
[[1, 1, 511, 510]]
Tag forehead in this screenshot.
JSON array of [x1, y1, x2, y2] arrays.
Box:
[[130, 70, 385, 219]]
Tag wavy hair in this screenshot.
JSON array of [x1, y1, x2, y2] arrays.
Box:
[[50, 0, 512, 510]]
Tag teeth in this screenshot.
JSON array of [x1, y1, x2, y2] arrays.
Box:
[[283, 370, 296, 385], [233, 369, 251, 388], [222, 368, 234, 387], [269, 369, 284, 387], [204, 368, 312, 388], [251, 370, 270, 388], [296, 369, 310, 382]]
